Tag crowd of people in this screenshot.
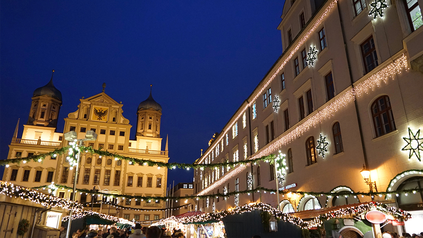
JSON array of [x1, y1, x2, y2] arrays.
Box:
[[60, 224, 187, 238], [383, 232, 423, 238]]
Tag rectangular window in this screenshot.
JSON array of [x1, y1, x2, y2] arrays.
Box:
[[119, 131, 125, 136], [144, 215, 150, 221], [127, 176, 133, 186], [61, 167, 69, 183], [134, 215, 140, 221], [83, 168, 90, 184], [108, 144, 114, 150], [252, 103, 257, 119], [267, 88, 272, 105], [100, 129, 106, 134], [232, 122, 238, 138], [59, 192, 65, 198], [270, 121, 275, 141], [288, 29, 292, 44], [147, 177, 152, 187], [243, 141, 248, 160], [253, 129, 259, 153], [225, 134, 229, 145], [294, 57, 300, 76], [47, 171, 54, 182], [263, 92, 268, 108], [99, 143, 104, 149], [306, 90, 313, 114], [284, 109, 290, 131], [353, 0, 367, 16], [34, 170, 42, 182], [136, 199, 141, 206], [114, 170, 121, 186], [299, 96, 305, 120], [301, 48, 307, 68], [93, 169, 101, 185], [281, 73, 286, 90], [118, 145, 124, 150], [318, 28, 327, 51], [325, 72, 335, 100], [154, 215, 160, 220], [110, 130, 115, 135], [126, 198, 131, 205], [137, 176, 143, 187], [405, 0, 423, 31], [361, 36, 378, 73], [233, 149, 239, 162], [156, 177, 162, 188], [104, 170, 111, 186], [266, 125, 270, 144], [300, 12, 306, 29], [80, 127, 86, 133], [242, 112, 247, 128], [10, 169, 18, 181], [70, 126, 76, 131], [124, 214, 130, 220], [15, 151, 22, 157]]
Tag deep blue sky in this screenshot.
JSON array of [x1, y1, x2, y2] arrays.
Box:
[[0, 1, 285, 188]]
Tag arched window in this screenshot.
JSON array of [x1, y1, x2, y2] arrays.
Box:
[[372, 96, 396, 137], [282, 203, 295, 213], [256, 166, 261, 186], [304, 197, 321, 210], [306, 137, 317, 165], [332, 122, 343, 154], [287, 149, 293, 173]]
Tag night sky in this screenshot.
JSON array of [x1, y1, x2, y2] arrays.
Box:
[[0, 1, 285, 188]]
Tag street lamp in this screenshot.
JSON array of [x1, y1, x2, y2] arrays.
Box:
[[64, 130, 97, 238], [360, 165, 378, 193]]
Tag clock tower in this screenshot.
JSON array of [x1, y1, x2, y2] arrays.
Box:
[[136, 85, 162, 138]]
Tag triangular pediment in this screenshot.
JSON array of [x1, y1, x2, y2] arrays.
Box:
[[83, 92, 121, 106]]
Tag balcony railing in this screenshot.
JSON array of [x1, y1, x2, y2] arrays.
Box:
[[127, 148, 167, 155], [11, 138, 62, 147]]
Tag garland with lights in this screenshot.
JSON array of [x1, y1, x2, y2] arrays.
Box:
[[32, 183, 423, 204], [84, 201, 191, 212], [0, 181, 83, 211], [62, 210, 121, 223], [1, 145, 276, 170]]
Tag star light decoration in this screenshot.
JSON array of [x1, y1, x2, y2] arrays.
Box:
[[402, 128, 423, 161], [306, 46, 318, 67], [368, 0, 388, 19], [316, 134, 329, 158], [275, 151, 287, 187], [273, 95, 281, 113]]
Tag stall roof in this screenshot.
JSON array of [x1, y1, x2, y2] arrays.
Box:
[[291, 202, 369, 220]]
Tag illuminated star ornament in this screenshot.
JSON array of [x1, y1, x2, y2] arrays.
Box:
[[306, 46, 318, 67], [368, 0, 388, 19], [273, 95, 281, 113], [402, 128, 423, 161], [316, 134, 329, 158]]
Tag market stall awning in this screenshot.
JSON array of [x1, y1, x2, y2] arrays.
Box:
[[175, 211, 204, 218]]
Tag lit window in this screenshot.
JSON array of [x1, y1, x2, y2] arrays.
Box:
[[353, 0, 367, 16], [242, 112, 247, 128], [252, 102, 257, 119], [263, 92, 268, 108], [233, 149, 239, 162], [404, 0, 423, 31], [318, 28, 327, 51], [243, 141, 248, 160], [232, 122, 238, 138], [225, 134, 229, 145], [306, 137, 317, 165], [254, 134, 259, 153]]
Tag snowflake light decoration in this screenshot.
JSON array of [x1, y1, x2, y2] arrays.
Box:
[[316, 133, 329, 158], [273, 95, 281, 113], [402, 128, 423, 161], [275, 151, 287, 186], [368, 0, 388, 19], [306, 46, 318, 67]]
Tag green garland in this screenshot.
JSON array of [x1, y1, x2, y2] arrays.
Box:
[[0, 145, 276, 169], [0, 146, 70, 166], [32, 183, 423, 202], [17, 219, 30, 236]]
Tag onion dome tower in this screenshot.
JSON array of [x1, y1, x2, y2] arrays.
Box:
[[27, 70, 62, 127], [136, 85, 162, 138]]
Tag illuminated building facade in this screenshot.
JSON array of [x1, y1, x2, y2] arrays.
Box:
[[2, 78, 169, 224], [193, 0, 423, 235]]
